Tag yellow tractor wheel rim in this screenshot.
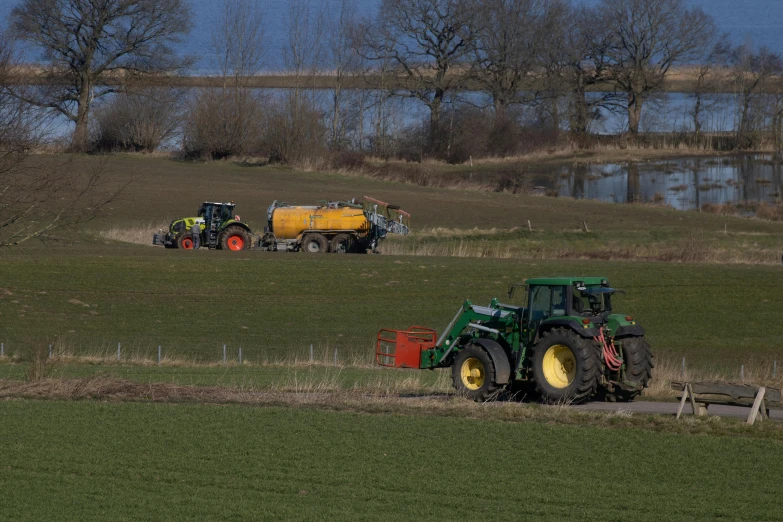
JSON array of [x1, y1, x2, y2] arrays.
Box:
[[542, 344, 577, 389], [460, 357, 485, 390]]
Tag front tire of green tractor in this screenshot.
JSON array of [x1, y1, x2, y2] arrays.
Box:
[[531, 328, 600, 404], [607, 336, 654, 402], [219, 226, 251, 252], [451, 345, 500, 402]]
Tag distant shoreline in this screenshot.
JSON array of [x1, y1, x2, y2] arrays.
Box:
[[6, 66, 783, 94]]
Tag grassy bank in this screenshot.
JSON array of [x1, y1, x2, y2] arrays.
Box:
[[24, 154, 783, 263], [1, 399, 781, 520]]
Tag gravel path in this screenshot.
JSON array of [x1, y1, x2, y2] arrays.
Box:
[[573, 400, 783, 421]]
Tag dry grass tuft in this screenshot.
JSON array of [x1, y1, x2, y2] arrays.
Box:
[[382, 234, 780, 265], [701, 201, 783, 221], [99, 222, 168, 246], [25, 345, 53, 382]]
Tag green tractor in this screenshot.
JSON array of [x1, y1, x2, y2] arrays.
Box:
[[153, 202, 254, 251], [377, 277, 653, 403]]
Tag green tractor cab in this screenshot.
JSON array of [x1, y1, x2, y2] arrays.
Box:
[[153, 202, 255, 251], [377, 277, 653, 404]]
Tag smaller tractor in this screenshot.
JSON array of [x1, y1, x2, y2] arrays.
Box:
[[153, 202, 254, 251], [377, 277, 653, 403]]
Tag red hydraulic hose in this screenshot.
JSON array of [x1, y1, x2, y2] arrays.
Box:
[[595, 328, 623, 371]]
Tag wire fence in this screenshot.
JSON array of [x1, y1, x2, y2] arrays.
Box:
[[0, 341, 373, 368]]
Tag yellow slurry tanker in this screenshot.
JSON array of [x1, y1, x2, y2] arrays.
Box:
[[260, 196, 410, 253]]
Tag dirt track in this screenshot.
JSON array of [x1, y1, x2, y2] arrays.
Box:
[[1, 377, 780, 423], [575, 400, 783, 421]]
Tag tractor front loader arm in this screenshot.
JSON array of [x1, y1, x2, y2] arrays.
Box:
[[377, 300, 519, 371]]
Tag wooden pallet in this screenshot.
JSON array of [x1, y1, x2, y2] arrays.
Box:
[[671, 381, 781, 425]]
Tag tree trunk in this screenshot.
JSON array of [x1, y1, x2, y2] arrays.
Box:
[[570, 78, 589, 139], [71, 82, 92, 152], [550, 95, 560, 133], [493, 96, 506, 122], [693, 95, 702, 135], [430, 90, 443, 153], [739, 93, 752, 138], [775, 95, 783, 157], [627, 93, 643, 135], [331, 70, 343, 151]]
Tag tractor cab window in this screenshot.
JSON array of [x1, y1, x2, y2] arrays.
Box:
[[551, 286, 567, 317], [197, 206, 206, 218], [573, 287, 613, 316], [220, 205, 234, 222], [529, 285, 568, 321], [529, 286, 551, 321]]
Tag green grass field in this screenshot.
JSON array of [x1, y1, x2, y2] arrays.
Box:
[[1, 400, 781, 521], [2, 249, 782, 369], [3, 154, 783, 519], [1, 155, 782, 370]]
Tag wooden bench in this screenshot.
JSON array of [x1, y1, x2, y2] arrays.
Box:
[[671, 381, 782, 425]]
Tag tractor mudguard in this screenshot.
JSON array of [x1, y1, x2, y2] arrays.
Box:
[[539, 319, 599, 339], [471, 338, 512, 385], [221, 221, 253, 234], [614, 325, 646, 338]]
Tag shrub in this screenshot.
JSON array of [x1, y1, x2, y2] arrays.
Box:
[[261, 94, 328, 165], [182, 89, 265, 160], [92, 89, 182, 153]]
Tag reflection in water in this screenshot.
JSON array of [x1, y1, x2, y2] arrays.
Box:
[[552, 155, 783, 210]]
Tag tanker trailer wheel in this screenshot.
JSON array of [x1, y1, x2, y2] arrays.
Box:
[[176, 234, 195, 250], [330, 234, 355, 254], [451, 345, 500, 402], [605, 337, 653, 402], [531, 328, 600, 404], [219, 226, 251, 251], [302, 233, 328, 253]]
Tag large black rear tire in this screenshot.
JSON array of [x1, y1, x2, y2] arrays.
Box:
[[609, 336, 653, 402], [451, 345, 500, 402], [531, 328, 600, 404], [219, 226, 251, 251], [302, 233, 329, 253], [330, 234, 355, 254]]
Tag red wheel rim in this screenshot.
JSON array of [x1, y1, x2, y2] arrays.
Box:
[[181, 237, 194, 250], [227, 235, 245, 251]]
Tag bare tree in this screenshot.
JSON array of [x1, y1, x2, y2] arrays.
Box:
[[690, 40, 732, 135], [552, 4, 625, 138], [599, 0, 715, 134], [729, 43, 783, 142], [212, 0, 266, 89], [327, 0, 363, 151], [10, 0, 193, 152], [284, 0, 327, 92], [470, 0, 549, 117], [358, 0, 478, 151], [92, 88, 183, 152], [183, 0, 265, 159], [0, 32, 123, 246], [274, 0, 329, 164]]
